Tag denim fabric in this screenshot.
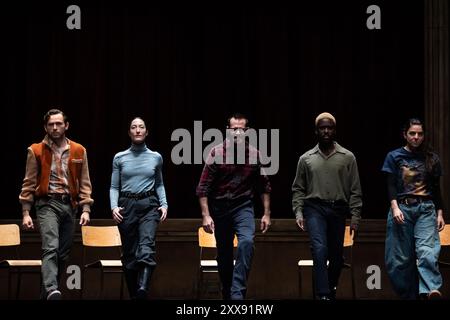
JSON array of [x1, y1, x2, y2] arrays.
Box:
[[385, 200, 442, 299], [303, 199, 347, 297], [210, 199, 255, 300]]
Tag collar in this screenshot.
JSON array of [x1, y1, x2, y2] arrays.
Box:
[[130, 143, 148, 152], [42, 135, 70, 151], [309, 142, 346, 155]]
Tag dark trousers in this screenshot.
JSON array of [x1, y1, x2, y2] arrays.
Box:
[[210, 198, 255, 300], [303, 199, 347, 297], [118, 195, 160, 271], [35, 198, 75, 296]]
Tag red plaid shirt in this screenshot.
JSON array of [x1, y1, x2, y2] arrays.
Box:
[[196, 140, 271, 200]]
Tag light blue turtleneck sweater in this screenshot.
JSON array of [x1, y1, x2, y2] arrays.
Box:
[[110, 143, 168, 210]]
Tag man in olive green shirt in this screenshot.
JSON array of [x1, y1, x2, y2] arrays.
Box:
[[292, 112, 362, 300]]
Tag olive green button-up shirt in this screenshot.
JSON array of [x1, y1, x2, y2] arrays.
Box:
[[292, 142, 362, 226]]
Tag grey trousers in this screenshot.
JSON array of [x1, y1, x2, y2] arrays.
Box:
[[36, 198, 75, 295]]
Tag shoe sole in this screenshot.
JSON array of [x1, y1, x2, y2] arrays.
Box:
[[47, 291, 62, 300]]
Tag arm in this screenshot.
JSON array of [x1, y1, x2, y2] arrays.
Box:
[[155, 155, 168, 221], [78, 151, 93, 225], [292, 157, 307, 230], [432, 176, 445, 231], [348, 157, 363, 235], [199, 196, 214, 234], [110, 155, 123, 224], [19, 148, 38, 230], [386, 173, 405, 225], [197, 151, 217, 234], [260, 193, 271, 233]]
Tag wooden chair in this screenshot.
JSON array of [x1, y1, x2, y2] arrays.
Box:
[[0, 224, 42, 299], [197, 227, 238, 298], [81, 225, 124, 299], [439, 225, 450, 268], [298, 225, 355, 299]]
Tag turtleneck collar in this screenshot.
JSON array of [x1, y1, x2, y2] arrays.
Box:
[[130, 143, 148, 152]]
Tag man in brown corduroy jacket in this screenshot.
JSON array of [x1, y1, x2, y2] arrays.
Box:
[[19, 109, 93, 300]]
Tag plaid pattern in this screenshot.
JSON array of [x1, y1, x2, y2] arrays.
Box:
[[44, 136, 70, 195], [196, 140, 271, 200]]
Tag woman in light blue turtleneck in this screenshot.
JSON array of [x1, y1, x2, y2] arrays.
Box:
[[110, 117, 168, 299]]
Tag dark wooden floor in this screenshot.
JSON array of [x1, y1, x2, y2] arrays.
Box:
[[1, 219, 449, 300]]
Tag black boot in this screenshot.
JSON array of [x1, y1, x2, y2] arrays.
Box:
[[136, 266, 153, 300], [123, 268, 138, 299]]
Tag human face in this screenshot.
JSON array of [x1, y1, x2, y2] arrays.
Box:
[[404, 124, 424, 150], [44, 114, 68, 142], [129, 118, 148, 144], [316, 118, 336, 143], [228, 117, 248, 143]]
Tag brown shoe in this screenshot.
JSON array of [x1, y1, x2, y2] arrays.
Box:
[[428, 290, 442, 300]]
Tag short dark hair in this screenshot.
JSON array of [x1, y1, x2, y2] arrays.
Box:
[[227, 112, 249, 127], [43, 109, 68, 125]]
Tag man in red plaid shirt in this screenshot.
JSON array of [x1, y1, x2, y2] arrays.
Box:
[[196, 113, 272, 300]]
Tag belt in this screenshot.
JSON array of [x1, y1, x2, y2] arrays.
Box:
[[120, 190, 155, 200], [309, 198, 348, 207], [46, 193, 71, 204], [398, 197, 431, 206]]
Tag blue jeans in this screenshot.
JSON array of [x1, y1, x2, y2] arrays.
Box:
[[385, 200, 442, 299], [303, 199, 347, 297], [210, 198, 255, 300]]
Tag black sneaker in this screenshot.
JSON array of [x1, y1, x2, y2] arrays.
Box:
[[47, 289, 61, 300]]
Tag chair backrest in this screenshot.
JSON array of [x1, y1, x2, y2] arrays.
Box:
[[439, 225, 450, 246], [0, 224, 20, 246], [198, 227, 238, 248], [343, 226, 354, 247], [81, 226, 122, 247]]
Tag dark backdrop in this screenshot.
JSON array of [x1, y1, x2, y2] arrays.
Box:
[[1, 1, 424, 218]]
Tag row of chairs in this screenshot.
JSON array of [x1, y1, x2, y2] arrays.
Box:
[[0, 224, 123, 299], [1, 224, 450, 299]]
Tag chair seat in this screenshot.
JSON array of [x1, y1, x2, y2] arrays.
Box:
[[85, 260, 122, 268], [0, 260, 42, 267], [201, 259, 236, 268], [298, 260, 329, 267]]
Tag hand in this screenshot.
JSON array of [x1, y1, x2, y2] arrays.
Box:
[[437, 211, 445, 232], [79, 212, 90, 226], [158, 207, 168, 222], [392, 208, 405, 224], [202, 215, 215, 234], [22, 213, 34, 230], [350, 224, 358, 238], [112, 207, 124, 224], [296, 218, 305, 231], [260, 214, 271, 233]]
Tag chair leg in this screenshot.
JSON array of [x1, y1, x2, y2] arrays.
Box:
[[298, 267, 303, 299], [80, 267, 86, 300], [197, 268, 203, 299], [7, 269, 12, 300], [100, 269, 105, 299], [351, 267, 356, 299], [16, 269, 22, 300], [311, 268, 316, 300], [119, 273, 124, 300]]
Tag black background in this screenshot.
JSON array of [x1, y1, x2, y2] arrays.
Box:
[[1, 1, 424, 219]]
